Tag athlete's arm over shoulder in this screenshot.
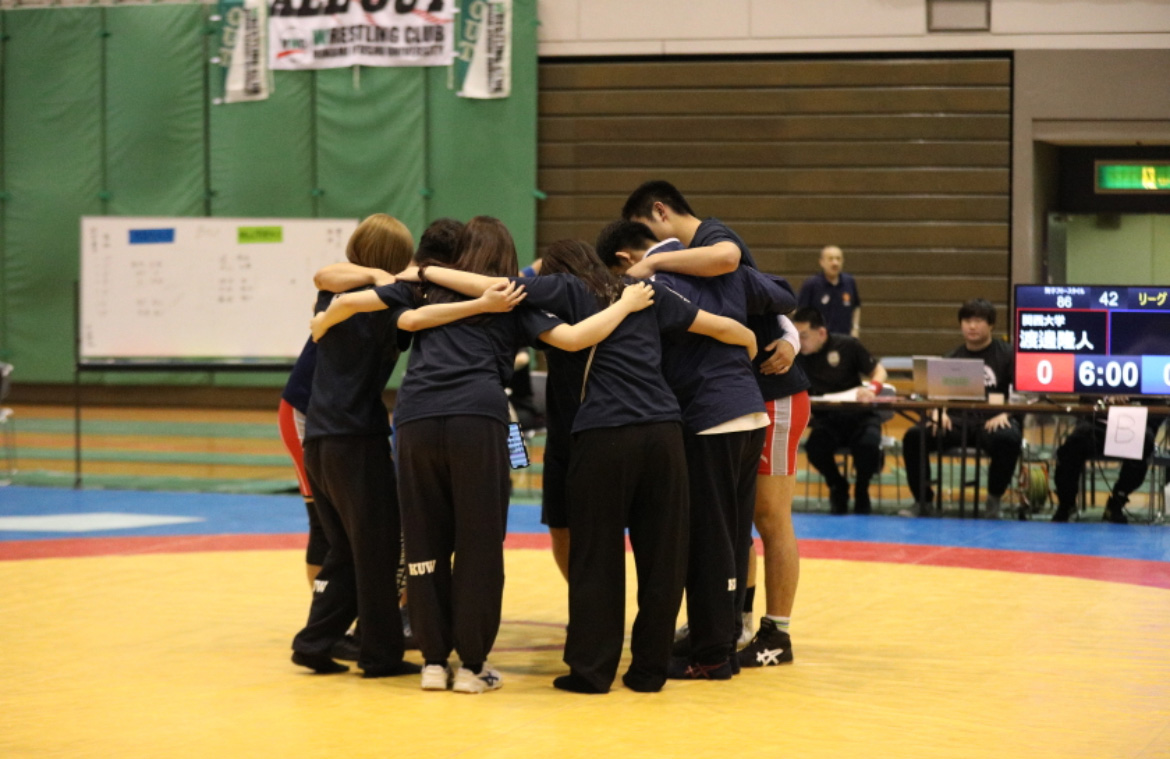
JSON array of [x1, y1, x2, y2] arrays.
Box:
[[538, 282, 654, 352], [313, 262, 394, 292], [626, 241, 740, 279], [688, 310, 758, 361], [310, 282, 525, 340]]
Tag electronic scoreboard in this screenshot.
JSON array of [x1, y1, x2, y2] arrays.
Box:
[[1014, 285, 1170, 396]]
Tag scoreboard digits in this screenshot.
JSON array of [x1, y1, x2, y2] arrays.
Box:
[[1014, 285, 1170, 396]]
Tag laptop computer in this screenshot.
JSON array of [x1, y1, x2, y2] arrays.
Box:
[[912, 357, 987, 401]]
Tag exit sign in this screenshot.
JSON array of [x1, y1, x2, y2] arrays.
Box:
[[1095, 161, 1170, 194]]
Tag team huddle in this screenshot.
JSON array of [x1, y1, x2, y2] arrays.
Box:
[[280, 181, 811, 694]]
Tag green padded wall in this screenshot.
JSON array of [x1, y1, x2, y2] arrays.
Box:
[[105, 6, 207, 217], [426, 0, 538, 265], [210, 71, 315, 218], [316, 66, 426, 233], [0, 4, 537, 388], [2, 10, 103, 382]]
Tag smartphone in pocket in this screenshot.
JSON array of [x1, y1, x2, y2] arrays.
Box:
[[507, 422, 530, 469]]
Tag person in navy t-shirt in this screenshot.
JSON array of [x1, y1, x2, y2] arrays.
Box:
[[291, 214, 522, 679], [278, 338, 326, 587], [622, 180, 809, 668], [797, 245, 862, 337], [396, 238, 759, 694], [311, 219, 669, 695], [596, 219, 799, 679]]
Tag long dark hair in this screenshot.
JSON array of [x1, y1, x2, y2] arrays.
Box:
[[454, 216, 519, 277], [422, 215, 518, 305], [540, 239, 621, 311]]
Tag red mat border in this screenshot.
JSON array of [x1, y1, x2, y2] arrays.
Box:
[[2, 533, 1168, 589]]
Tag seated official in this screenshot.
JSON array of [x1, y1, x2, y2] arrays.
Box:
[[792, 307, 886, 515], [1053, 400, 1159, 524], [902, 298, 1022, 519]]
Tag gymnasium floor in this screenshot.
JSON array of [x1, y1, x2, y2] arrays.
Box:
[[1, 484, 1168, 759]]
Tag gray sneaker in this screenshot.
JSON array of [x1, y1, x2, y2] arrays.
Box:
[[898, 501, 934, 518], [453, 663, 502, 694], [420, 664, 451, 691]]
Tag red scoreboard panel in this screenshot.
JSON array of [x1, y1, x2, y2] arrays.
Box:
[[1015, 352, 1075, 393]]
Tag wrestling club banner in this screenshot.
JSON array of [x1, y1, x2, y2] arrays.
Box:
[[269, 0, 456, 70]]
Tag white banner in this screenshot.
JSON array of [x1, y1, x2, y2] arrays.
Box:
[[457, 0, 511, 99], [217, 0, 269, 103], [270, 0, 456, 70]]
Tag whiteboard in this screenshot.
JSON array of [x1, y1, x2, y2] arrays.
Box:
[[80, 216, 358, 362]]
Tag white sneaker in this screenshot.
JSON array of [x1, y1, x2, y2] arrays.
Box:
[[452, 663, 502, 694], [420, 664, 451, 691], [737, 612, 754, 647]]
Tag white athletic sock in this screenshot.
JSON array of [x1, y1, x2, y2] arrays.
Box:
[[766, 615, 790, 634]]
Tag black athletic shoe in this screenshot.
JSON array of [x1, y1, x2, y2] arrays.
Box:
[[666, 656, 734, 680], [828, 483, 849, 515], [736, 617, 793, 668], [1103, 495, 1129, 524], [361, 660, 422, 679], [291, 651, 349, 674], [854, 487, 872, 515], [331, 633, 361, 662], [1052, 504, 1074, 523]]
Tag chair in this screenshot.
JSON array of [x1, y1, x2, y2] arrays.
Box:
[[0, 362, 14, 483], [936, 444, 983, 518], [802, 385, 900, 510], [1144, 420, 1168, 524]]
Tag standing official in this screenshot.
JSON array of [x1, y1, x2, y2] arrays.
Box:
[[797, 245, 861, 338]]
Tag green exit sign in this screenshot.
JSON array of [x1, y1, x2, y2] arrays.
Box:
[[1095, 161, 1170, 193]]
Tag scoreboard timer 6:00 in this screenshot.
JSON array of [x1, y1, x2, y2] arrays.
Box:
[[1014, 285, 1170, 396]]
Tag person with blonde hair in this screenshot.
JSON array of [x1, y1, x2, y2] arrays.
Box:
[[312, 217, 661, 694], [290, 214, 525, 678]]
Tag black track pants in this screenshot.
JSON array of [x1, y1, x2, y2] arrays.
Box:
[[397, 416, 511, 666], [292, 434, 405, 670]]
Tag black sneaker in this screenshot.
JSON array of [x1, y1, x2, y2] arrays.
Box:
[[828, 483, 849, 515], [1052, 504, 1074, 523], [666, 656, 734, 680], [854, 485, 872, 515], [330, 633, 361, 662], [1103, 495, 1129, 524], [736, 617, 793, 668]]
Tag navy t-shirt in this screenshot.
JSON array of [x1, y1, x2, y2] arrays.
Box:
[[649, 240, 797, 432], [797, 270, 861, 336], [379, 282, 564, 427], [281, 337, 317, 413], [303, 285, 412, 441], [690, 218, 811, 401], [503, 274, 593, 454], [511, 274, 697, 434]]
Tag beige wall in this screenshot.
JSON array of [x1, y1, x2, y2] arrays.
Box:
[[538, 0, 1170, 56], [1064, 215, 1170, 285], [1012, 49, 1170, 287]]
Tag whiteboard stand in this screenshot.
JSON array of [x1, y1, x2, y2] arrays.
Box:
[[72, 215, 355, 488]]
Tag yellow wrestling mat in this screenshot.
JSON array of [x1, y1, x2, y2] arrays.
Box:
[[2, 548, 1169, 759]]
